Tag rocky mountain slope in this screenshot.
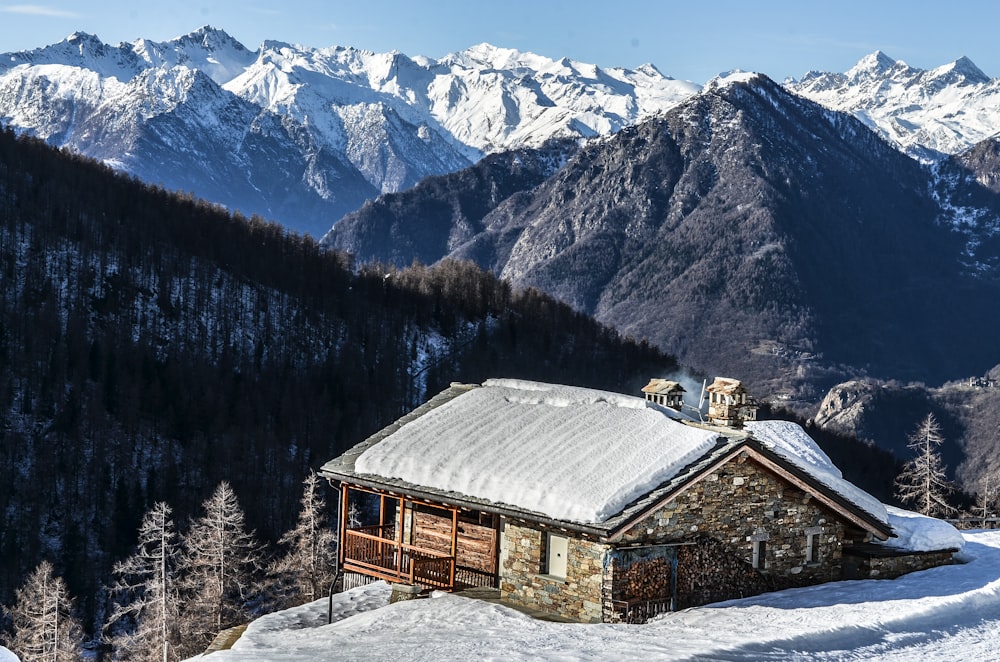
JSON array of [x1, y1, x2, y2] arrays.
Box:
[[812, 367, 1000, 494], [325, 73, 1000, 402], [0, 27, 697, 236]]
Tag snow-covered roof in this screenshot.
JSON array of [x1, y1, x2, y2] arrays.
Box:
[[353, 379, 720, 523], [745, 420, 889, 527], [324, 380, 891, 536], [881, 506, 965, 553]]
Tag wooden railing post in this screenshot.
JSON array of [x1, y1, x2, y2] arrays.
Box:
[[395, 496, 404, 579], [339, 484, 348, 566], [449, 507, 458, 589]]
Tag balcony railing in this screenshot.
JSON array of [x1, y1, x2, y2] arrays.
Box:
[[342, 527, 456, 590], [609, 596, 675, 624]]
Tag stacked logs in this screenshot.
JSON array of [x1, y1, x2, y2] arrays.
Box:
[[676, 537, 772, 609], [622, 556, 673, 601]]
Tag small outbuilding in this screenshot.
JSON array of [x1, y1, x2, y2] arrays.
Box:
[[320, 379, 957, 623]]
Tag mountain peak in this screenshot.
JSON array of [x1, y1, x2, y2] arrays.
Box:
[[169, 25, 249, 55], [66, 31, 102, 44], [928, 56, 991, 86], [63, 31, 108, 55], [847, 50, 899, 78], [705, 69, 766, 91]]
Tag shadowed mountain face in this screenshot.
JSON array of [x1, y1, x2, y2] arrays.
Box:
[[326, 74, 1000, 401]]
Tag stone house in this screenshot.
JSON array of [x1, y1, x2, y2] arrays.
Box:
[[319, 379, 956, 623]]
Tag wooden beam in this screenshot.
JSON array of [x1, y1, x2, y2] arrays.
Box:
[[395, 495, 404, 578], [450, 506, 458, 588], [339, 483, 349, 566]]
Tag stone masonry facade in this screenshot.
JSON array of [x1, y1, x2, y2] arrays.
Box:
[[499, 522, 607, 623], [497, 451, 885, 622], [617, 451, 855, 588]]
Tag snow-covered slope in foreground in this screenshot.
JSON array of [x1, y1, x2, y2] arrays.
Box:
[[194, 529, 1000, 661]]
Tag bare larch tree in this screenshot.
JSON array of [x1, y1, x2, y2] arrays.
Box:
[[894, 413, 954, 517]]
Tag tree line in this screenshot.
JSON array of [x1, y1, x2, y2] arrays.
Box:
[[3, 474, 336, 661], [0, 126, 676, 639]]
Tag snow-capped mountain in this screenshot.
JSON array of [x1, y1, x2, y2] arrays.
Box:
[[787, 51, 1000, 160], [0, 27, 698, 235]]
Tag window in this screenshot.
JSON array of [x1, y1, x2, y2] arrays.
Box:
[[752, 539, 767, 569], [545, 533, 569, 578], [750, 530, 769, 570], [805, 526, 823, 564]]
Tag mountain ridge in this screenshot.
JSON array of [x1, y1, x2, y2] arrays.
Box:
[[0, 27, 697, 235], [324, 73, 1000, 403]]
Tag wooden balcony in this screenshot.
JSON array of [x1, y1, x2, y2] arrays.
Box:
[[342, 525, 496, 591], [342, 526, 457, 589], [339, 484, 499, 592]]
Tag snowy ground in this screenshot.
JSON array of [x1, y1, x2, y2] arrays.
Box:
[[189, 530, 1000, 661]]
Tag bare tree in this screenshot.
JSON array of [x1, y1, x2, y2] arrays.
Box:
[[265, 473, 339, 609], [1, 560, 84, 661], [973, 473, 1000, 528], [177, 482, 261, 653], [104, 502, 181, 662], [894, 413, 954, 517]]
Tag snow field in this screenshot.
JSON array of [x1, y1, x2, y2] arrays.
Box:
[[192, 530, 1000, 661]]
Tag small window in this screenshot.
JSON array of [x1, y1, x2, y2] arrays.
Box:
[[752, 539, 767, 570], [545, 533, 569, 578], [805, 526, 823, 564]]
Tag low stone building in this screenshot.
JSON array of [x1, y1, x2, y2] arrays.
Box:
[[320, 379, 958, 623]]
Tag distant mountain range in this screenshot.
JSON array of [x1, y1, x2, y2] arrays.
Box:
[[787, 51, 1000, 160], [5, 27, 1000, 460], [4, 28, 1000, 236], [0, 27, 695, 236]]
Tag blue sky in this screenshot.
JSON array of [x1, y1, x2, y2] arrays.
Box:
[[1, 1, 997, 84]]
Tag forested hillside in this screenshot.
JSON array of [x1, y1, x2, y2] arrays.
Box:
[[0, 127, 676, 634]]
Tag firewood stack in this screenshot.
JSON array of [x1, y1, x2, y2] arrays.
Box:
[[676, 537, 772, 608], [623, 556, 673, 601]]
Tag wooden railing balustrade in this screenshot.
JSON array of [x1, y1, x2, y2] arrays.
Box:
[[342, 527, 458, 589], [609, 597, 674, 624]]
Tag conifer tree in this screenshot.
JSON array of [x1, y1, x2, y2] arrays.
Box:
[[265, 473, 339, 609], [177, 482, 261, 652], [1, 560, 84, 661], [894, 413, 954, 517], [104, 502, 181, 662]]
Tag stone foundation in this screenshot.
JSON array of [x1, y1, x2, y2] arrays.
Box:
[[842, 548, 955, 579]]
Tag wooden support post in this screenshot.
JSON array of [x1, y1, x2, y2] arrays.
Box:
[[450, 507, 458, 589], [395, 496, 404, 579], [339, 484, 349, 566]]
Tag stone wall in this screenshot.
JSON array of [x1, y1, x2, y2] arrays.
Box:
[[499, 522, 607, 623], [618, 452, 851, 591], [842, 549, 955, 580], [498, 451, 898, 622]]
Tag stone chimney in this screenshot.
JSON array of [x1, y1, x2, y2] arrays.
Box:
[[705, 377, 758, 428], [641, 378, 686, 411]]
